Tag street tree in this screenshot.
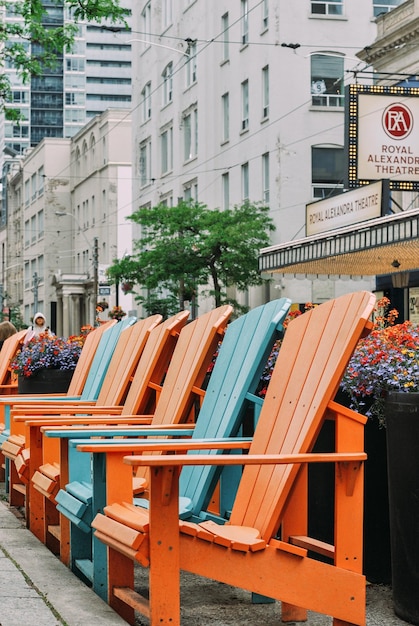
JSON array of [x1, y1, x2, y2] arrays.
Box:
[[107, 200, 276, 315], [0, 0, 129, 120]]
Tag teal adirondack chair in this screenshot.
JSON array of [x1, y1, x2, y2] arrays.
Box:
[[2, 318, 135, 499], [44, 298, 291, 597]]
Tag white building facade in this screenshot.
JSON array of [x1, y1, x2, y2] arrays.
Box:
[[4, 109, 135, 335], [131, 0, 403, 311]]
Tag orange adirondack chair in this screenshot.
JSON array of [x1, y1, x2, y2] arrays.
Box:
[[26, 311, 189, 548], [0, 329, 27, 394], [5, 314, 163, 539], [0, 328, 27, 479], [89, 291, 375, 626], [0, 323, 113, 482], [2, 319, 130, 495], [12, 306, 230, 557]]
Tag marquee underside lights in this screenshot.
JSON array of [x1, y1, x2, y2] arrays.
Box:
[[259, 208, 419, 276]]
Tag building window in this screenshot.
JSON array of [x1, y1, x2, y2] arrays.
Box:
[[311, 54, 344, 107], [38, 209, 44, 239], [184, 179, 198, 201], [38, 166, 44, 195], [24, 262, 30, 290], [162, 62, 173, 106], [311, 0, 343, 15], [161, 126, 173, 175], [241, 79, 249, 131], [222, 92, 229, 142], [241, 0, 249, 45], [66, 56, 85, 72], [139, 138, 152, 187], [160, 194, 173, 207], [24, 220, 30, 247], [262, 0, 269, 29], [12, 90, 29, 104], [38, 255, 44, 283], [312, 146, 344, 199], [262, 65, 269, 118], [31, 173, 37, 201], [141, 2, 151, 49], [221, 12, 229, 61], [24, 180, 30, 206], [185, 40, 197, 87], [373, 0, 403, 17], [65, 92, 84, 106], [31, 215, 36, 243], [262, 153, 270, 204], [162, 0, 173, 28], [141, 81, 151, 122], [222, 172, 229, 210], [90, 134, 96, 170], [241, 162, 249, 202], [65, 109, 85, 124], [183, 107, 198, 161], [102, 189, 107, 219], [82, 140, 88, 171]]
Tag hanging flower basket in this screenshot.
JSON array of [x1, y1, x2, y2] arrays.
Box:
[[121, 282, 133, 294], [108, 305, 127, 321]]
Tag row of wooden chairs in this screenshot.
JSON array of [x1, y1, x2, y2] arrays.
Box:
[[1, 293, 374, 626]]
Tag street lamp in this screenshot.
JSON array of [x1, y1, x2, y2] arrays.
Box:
[[55, 211, 99, 325]]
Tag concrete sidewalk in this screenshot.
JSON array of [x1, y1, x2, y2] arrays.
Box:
[[0, 491, 409, 626], [0, 497, 126, 626]]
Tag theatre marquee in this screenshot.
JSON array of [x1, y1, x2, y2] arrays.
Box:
[[306, 181, 382, 237], [345, 84, 419, 191]]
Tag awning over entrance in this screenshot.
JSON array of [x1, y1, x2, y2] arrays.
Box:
[[259, 208, 419, 277]]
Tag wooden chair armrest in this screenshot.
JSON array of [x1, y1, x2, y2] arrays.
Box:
[[42, 427, 200, 440], [13, 405, 124, 420], [326, 400, 368, 424], [39, 420, 194, 432], [123, 451, 367, 468], [76, 437, 251, 453]]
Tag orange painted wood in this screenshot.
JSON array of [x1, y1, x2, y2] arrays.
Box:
[[147, 464, 181, 625], [123, 451, 367, 466], [92, 514, 145, 550], [6, 315, 165, 540], [9, 316, 160, 420], [0, 329, 27, 396], [94, 291, 374, 626], [104, 502, 150, 531], [290, 535, 335, 558], [10, 305, 228, 537]]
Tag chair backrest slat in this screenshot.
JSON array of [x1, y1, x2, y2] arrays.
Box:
[[80, 319, 134, 401], [229, 291, 376, 541], [121, 311, 190, 416], [66, 321, 115, 396], [94, 315, 162, 406], [180, 298, 292, 515]]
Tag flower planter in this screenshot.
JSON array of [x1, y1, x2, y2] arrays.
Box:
[[18, 368, 74, 394], [385, 392, 419, 625], [308, 390, 392, 584]]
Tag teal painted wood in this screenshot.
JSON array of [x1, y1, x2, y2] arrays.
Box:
[[80, 317, 135, 400], [49, 299, 291, 595], [180, 298, 292, 519]]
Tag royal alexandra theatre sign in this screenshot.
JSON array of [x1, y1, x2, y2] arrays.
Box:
[[345, 83, 419, 190], [306, 181, 382, 236]]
